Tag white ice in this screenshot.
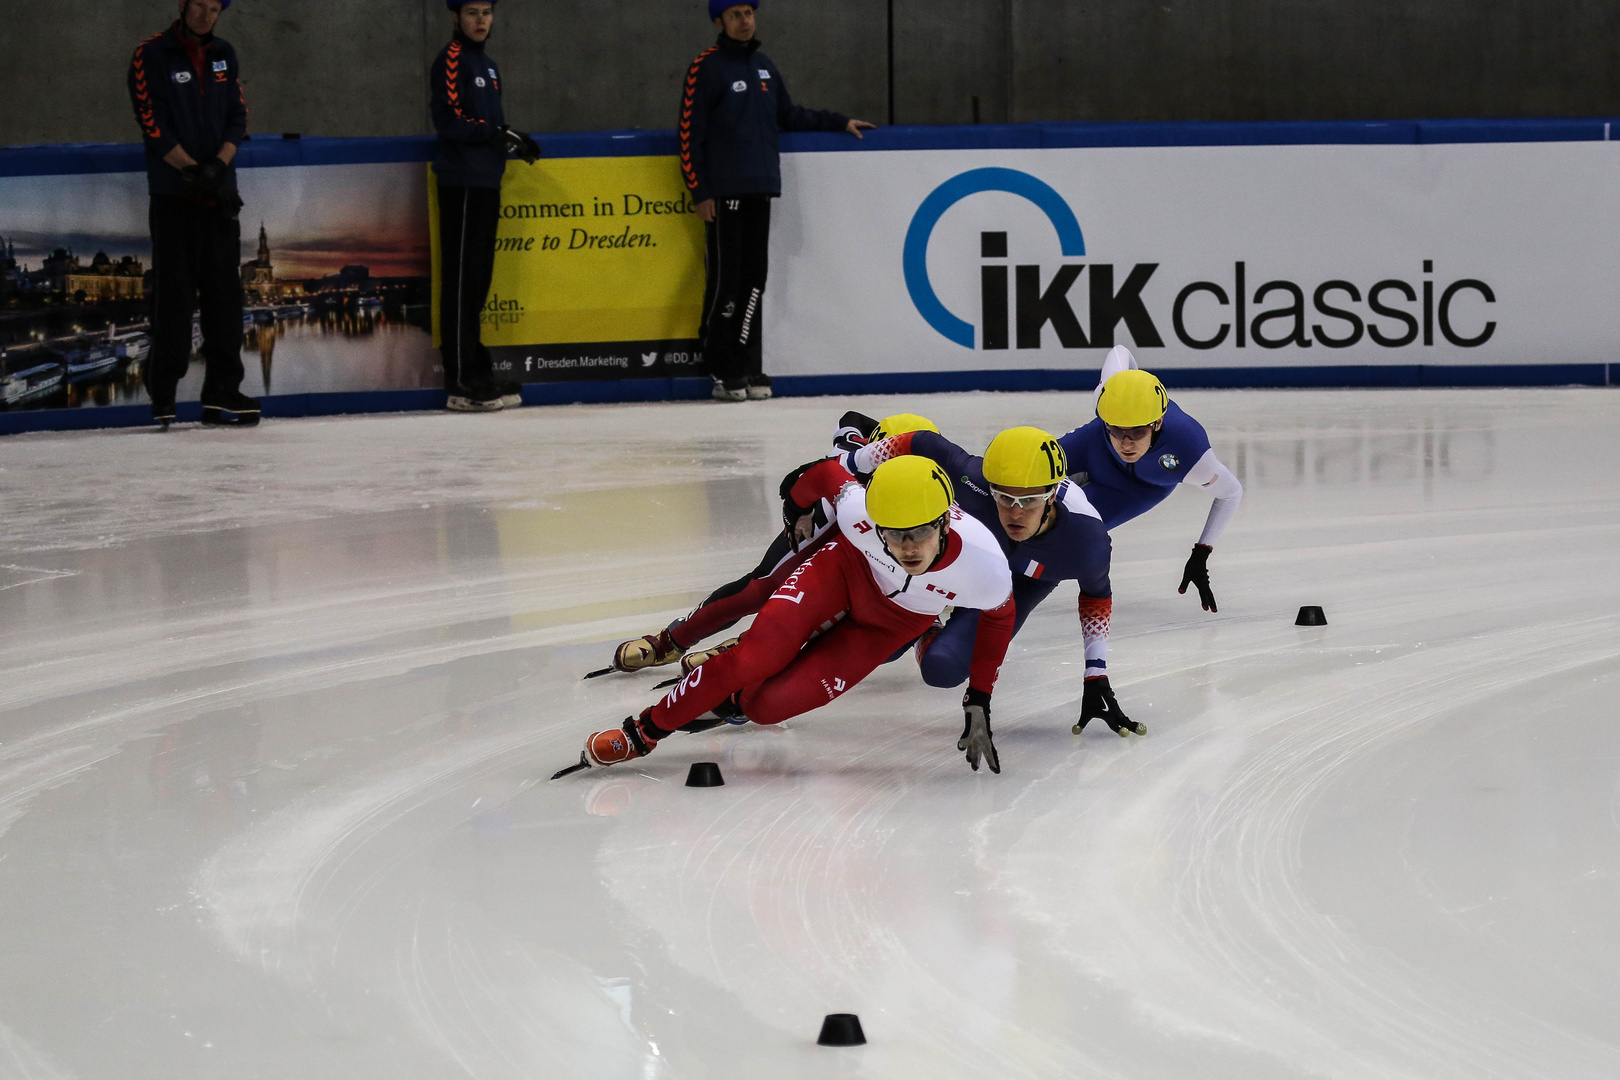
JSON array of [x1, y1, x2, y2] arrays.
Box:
[[1, 388, 1618, 1079]]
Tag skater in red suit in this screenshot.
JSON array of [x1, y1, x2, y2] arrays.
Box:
[[601, 411, 941, 676], [569, 453, 1016, 775]]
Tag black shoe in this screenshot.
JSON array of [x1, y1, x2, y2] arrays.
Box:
[[745, 373, 773, 401], [446, 380, 504, 412], [152, 400, 176, 432], [200, 389, 261, 427], [495, 380, 523, 408]]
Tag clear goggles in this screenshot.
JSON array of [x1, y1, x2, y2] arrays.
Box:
[[876, 516, 946, 546], [1105, 423, 1157, 442], [990, 485, 1057, 511]]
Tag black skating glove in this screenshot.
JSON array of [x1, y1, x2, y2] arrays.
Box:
[[1074, 675, 1144, 737], [1178, 543, 1217, 612], [958, 687, 1000, 774], [499, 126, 541, 164], [778, 459, 822, 541], [831, 410, 881, 453], [192, 155, 229, 196]]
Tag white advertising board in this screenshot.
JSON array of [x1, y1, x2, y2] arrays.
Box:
[[767, 142, 1620, 377]]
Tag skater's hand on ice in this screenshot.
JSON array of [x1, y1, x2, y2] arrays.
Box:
[[1075, 675, 1144, 737], [1178, 543, 1217, 612], [958, 688, 1000, 774]]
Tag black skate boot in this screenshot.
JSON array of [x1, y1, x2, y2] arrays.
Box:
[[151, 397, 176, 432], [200, 389, 261, 427]]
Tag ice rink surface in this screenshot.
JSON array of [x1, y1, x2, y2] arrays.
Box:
[[2, 387, 1618, 1079]]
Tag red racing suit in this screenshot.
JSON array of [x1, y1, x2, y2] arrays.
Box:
[[647, 460, 1015, 734]]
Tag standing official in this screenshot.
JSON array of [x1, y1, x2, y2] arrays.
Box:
[[681, 1, 875, 402], [430, 0, 540, 412], [127, 0, 256, 429]]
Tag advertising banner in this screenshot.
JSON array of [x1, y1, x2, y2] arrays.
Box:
[[429, 155, 708, 384], [0, 160, 438, 416], [767, 142, 1620, 380]]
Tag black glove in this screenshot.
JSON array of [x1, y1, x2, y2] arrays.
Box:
[[1074, 675, 1144, 737], [831, 410, 881, 454], [499, 125, 541, 164], [1178, 543, 1217, 612], [958, 687, 1000, 773], [192, 155, 229, 196], [777, 459, 822, 542]]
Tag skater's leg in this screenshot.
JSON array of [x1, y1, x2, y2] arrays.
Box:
[[145, 196, 197, 418], [740, 611, 934, 725], [702, 198, 748, 394], [917, 578, 1056, 688], [737, 197, 770, 395], [669, 530, 814, 649], [196, 209, 245, 403], [460, 188, 501, 391], [646, 537, 856, 734]]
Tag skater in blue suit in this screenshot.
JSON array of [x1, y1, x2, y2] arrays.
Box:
[[1057, 346, 1243, 613], [847, 425, 1141, 737]]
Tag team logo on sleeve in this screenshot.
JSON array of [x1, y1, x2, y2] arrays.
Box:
[[758, 69, 770, 79], [731, 80, 748, 92], [212, 59, 228, 72], [1159, 453, 1180, 470]]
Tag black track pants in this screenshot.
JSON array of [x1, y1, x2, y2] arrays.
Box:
[[146, 195, 244, 407], [437, 183, 500, 391], [700, 195, 771, 383]]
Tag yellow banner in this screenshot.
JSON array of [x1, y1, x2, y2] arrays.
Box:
[[429, 156, 706, 349]]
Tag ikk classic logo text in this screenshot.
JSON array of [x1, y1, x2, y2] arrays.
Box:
[[902, 168, 1497, 354]]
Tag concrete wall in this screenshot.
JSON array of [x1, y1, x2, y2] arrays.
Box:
[[3, 0, 1617, 148]]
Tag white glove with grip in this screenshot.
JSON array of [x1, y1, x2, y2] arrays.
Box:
[[958, 688, 1000, 774]]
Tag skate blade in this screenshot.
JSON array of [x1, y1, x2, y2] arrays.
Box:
[[550, 751, 592, 780], [581, 666, 617, 680], [652, 675, 680, 690]]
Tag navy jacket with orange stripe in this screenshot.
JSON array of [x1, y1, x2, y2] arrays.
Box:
[[126, 24, 248, 197], [680, 34, 848, 205], [430, 32, 507, 189]]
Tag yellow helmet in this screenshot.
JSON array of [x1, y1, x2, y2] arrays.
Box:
[[982, 426, 1066, 489], [1096, 369, 1168, 427], [871, 412, 940, 441], [866, 456, 954, 529]]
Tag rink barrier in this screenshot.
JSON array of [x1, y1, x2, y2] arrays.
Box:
[[4, 364, 1610, 437], [4, 116, 1618, 176], [4, 117, 1618, 435]]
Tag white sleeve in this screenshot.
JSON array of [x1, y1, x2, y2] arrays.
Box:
[[1183, 448, 1243, 547], [1090, 344, 1139, 415]]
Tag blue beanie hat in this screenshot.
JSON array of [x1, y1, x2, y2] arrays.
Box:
[[709, 0, 757, 19]]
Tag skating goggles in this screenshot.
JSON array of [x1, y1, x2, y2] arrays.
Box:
[[876, 516, 946, 546], [1105, 423, 1157, 442], [990, 485, 1057, 511]]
